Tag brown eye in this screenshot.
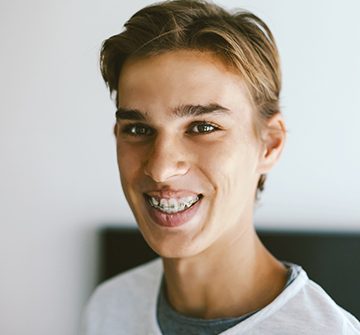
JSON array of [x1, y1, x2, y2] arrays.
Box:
[[122, 123, 154, 136], [190, 122, 218, 134]]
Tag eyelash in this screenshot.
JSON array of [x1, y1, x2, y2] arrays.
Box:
[[121, 123, 153, 137], [189, 121, 219, 134], [120, 121, 220, 137]]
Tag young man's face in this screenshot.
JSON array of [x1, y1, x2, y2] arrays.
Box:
[[115, 50, 267, 258]]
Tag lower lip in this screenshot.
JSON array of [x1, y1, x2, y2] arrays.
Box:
[[145, 197, 202, 228]]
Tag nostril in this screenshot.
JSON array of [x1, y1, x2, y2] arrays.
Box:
[[143, 159, 190, 182]]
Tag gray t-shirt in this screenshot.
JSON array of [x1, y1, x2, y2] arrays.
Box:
[[156, 261, 301, 335]]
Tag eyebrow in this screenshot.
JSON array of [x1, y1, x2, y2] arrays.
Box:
[[115, 103, 230, 121], [174, 103, 230, 118], [115, 108, 145, 121]]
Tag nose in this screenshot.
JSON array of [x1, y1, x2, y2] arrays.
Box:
[[143, 134, 190, 182]]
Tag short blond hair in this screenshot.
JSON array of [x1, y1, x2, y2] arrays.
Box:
[[100, 0, 282, 198]]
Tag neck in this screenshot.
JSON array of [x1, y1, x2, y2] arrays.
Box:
[[161, 224, 287, 319]]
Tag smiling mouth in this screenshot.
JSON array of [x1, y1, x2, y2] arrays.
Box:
[[144, 194, 203, 214]]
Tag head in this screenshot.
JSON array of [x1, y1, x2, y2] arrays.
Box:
[[100, 0, 286, 258]]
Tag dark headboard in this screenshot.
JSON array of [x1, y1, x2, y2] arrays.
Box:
[[99, 227, 360, 319]]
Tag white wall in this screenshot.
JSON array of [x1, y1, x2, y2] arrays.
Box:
[[0, 0, 359, 334]]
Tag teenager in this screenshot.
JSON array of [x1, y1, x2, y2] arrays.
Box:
[[82, 1, 360, 334]]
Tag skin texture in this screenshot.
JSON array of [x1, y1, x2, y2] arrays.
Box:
[[115, 50, 288, 319]]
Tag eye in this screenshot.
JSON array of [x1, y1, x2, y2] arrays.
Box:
[[189, 121, 219, 134], [121, 123, 154, 137]]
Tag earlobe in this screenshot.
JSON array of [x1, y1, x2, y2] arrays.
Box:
[[257, 113, 286, 174]]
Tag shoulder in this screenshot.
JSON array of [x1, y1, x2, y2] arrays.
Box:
[[298, 278, 360, 333], [81, 258, 163, 335], [90, 257, 162, 303], [264, 268, 360, 334]]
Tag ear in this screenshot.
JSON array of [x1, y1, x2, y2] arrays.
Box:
[[113, 123, 118, 137], [256, 113, 286, 174]]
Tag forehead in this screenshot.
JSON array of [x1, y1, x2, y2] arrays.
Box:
[[117, 50, 254, 118]]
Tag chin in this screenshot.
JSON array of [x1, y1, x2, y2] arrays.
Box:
[[138, 218, 214, 260], [148, 239, 205, 259]]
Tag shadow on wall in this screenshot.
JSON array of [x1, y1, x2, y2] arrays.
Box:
[[97, 225, 360, 319]]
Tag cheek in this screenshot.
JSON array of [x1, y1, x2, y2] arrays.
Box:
[[195, 138, 258, 197], [116, 143, 144, 183]]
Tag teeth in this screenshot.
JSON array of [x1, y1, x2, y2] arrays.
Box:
[[152, 197, 159, 206], [148, 195, 200, 213], [168, 198, 177, 209]]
